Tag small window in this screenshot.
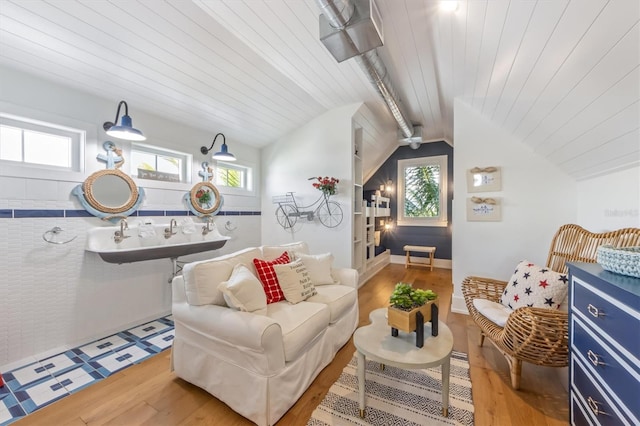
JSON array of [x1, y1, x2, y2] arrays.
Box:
[[397, 155, 448, 227], [0, 114, 84, 171], [131, 143, 191, 183], [215, 162, 252, 191]]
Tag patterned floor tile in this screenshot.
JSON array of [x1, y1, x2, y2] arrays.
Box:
[[1, 316, 174, 425], [0, 394, 25, 426], [76, 334, 130, 359], [13, 377, 70, 413], [3, 362, 50, 390], [54, 365, 103, 394], [125, 321, 171, 340], [143, 329, 175, 351]]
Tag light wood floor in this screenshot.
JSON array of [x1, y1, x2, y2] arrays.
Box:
[[16, 264, 569, 425]]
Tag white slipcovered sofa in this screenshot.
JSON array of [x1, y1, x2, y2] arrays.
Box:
[[170, 242, 359, 426]]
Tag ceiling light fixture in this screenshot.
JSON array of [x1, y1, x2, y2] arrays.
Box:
[[103, 100, 146, 141], [440, 1, 458, 12], [200, 133, 236, 162]]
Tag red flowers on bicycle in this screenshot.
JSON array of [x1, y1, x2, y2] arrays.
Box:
[[310, 176, 339, 196]]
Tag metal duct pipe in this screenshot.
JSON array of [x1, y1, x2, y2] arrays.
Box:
[[355, 50, 414, 138], [316, 0, 354, 29], [316, 0, 415, 139]]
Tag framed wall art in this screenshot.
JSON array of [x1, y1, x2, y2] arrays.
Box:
[[466, 197, 502, 222], [467, 166, 501, 192]]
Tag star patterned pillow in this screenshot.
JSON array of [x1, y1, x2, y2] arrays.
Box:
[[499, 260, 569, 310]]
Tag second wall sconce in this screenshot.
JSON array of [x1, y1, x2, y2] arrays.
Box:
[[103, 100, 146, 141], [200, 132, 236, 162]]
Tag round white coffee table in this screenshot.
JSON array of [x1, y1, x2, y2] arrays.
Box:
[[353, 307, 454, 418]]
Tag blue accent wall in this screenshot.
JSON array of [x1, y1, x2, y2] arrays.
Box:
[[364, 141, 453, 259]]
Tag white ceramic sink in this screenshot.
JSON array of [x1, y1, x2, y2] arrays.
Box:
[[85, 222, 230, 264]]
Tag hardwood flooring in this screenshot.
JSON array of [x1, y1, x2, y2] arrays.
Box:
[[16, 264, 569, 425]]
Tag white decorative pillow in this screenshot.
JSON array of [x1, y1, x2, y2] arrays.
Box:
[[295, 252, 337, 285], [473, 299, 513, 327], [499, 260, 569, 310], [262, 242, 309, 261], [217, 263, 267, 313], [272, 259, 317, 304]]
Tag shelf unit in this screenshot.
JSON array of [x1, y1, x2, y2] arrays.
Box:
[[365, 207, 375, 264], [352, 126, 364, 275]]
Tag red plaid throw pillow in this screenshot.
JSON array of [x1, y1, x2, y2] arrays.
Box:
[[253, 251, 290, 304]]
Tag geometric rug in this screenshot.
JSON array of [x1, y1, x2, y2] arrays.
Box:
[[307, 351, 474, 426]]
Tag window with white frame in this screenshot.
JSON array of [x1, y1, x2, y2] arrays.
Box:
[[0, 114, 84, 172], [131, 143, 191, 183], [215, 161, 252, 192], [397, 155, 448, 227]]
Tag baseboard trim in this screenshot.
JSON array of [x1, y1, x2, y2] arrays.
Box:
[[389, 255, 452, 270], [451, 295, 469, 315]]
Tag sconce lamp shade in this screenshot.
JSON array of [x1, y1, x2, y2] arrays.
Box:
[[200, 133, 236, 162], [103, 100, 146, 141]]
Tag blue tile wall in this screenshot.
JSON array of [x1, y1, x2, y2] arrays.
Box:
[[0, 209, 261, 219]]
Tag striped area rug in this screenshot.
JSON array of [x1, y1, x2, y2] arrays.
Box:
[[308, 351, 474, 426]]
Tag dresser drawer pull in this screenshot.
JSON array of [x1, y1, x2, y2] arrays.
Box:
[[587, 304, 604, 318], [587, 396, 605, 416], [587, 350, 604, 366]]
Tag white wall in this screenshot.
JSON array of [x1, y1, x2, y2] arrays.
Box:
[[261, 104, 362, 268], [0, 66, 261, 368], [576, 166, 640, 230], [451, 99, 577, 313]]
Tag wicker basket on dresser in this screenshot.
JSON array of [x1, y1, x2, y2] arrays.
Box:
[[567, 262, 639, 426]]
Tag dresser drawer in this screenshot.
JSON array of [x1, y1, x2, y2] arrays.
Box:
[[572, 393, 595, 426], [572, 357, 632, 425], [572, 318, 640, 417], [572, 278, 640, 360]]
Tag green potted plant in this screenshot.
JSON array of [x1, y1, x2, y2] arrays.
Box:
[[388, 282, 438, 333]]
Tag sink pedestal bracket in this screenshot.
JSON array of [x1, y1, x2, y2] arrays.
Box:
[[169, 257, 187, 283]]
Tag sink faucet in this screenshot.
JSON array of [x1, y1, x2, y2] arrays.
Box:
[[202, 217, 214, 236], [164, 219, 178, 239], [114, 218, 130, 243]]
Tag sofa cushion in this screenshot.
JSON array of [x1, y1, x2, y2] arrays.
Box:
[[306, 285, 356, 324], [262, 241, 309, 261], [273, 259, 317, 304], [500, 260, 569, 310], [183, 247, 263, 306], [218, 263, 267, 313], [473, 298, 512, 327], [266, 301, 330, 362], [295, 252, 337, 285], [253, 252, 290, 304]]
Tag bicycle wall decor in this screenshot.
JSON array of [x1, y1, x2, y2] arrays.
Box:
[[272, 192, 343, 229]]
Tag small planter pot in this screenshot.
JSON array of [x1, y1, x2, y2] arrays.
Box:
[[387, 298, 439, 347]]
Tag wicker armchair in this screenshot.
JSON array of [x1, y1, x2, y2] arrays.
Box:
[[462, 224, 640, 389]]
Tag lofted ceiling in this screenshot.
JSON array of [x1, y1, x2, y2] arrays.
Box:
[[0, 0, 638, 180]]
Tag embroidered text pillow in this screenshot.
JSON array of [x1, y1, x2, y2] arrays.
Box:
[[499, 260, 569, 310], [272, 259, 317, 304], [253, 251, 290, 304]]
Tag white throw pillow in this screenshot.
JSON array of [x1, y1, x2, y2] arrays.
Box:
[[272, 259, 317, 304], [217, 263, 267, 313], [473, 299, 513, 327], [295, 252, 337, 285], [262, 242, 309, 261], [499, 260, 569, 310]]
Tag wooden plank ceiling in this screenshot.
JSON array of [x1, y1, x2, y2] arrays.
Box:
[[0, 0, 638, 180]]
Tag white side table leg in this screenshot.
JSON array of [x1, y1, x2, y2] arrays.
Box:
[[357, 351, 366, 418], [441, 355, 451, 417]]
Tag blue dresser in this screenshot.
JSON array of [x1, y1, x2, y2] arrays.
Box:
[[568, 263, 640, 426]]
